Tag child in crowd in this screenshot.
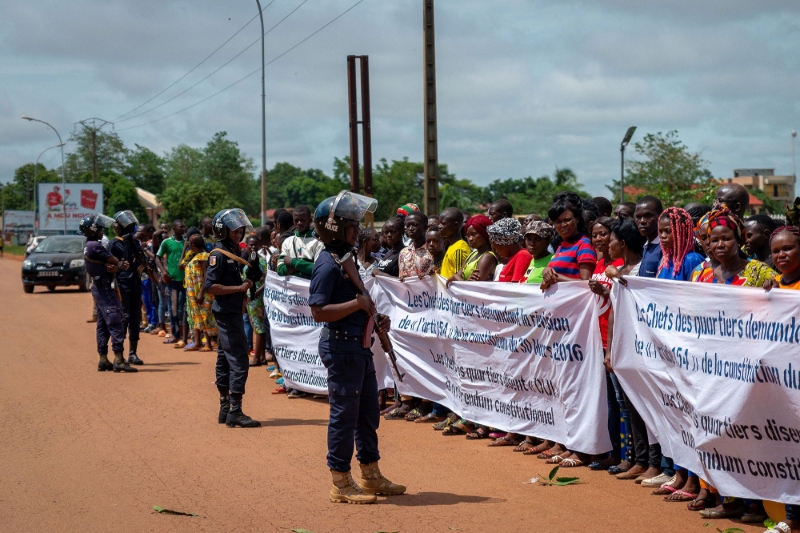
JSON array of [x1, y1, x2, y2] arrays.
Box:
[[184, 234, 215, 352]]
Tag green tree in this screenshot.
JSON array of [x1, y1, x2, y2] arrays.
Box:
[[62, 128, 128, 181], [203, 132, 258, 214], [482, 168, 586, 216], [1, 163, 59, 211], [125, 144, 166, 194], [158, 180, 235, 227], [606, 130, 716, 206], [163, 144, 205, 186]]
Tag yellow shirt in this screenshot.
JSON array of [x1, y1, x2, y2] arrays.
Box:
[[440, 239, 472, 278]]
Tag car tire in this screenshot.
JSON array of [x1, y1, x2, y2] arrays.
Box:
[[23, 284, 34, 294], [47, 285, 56, 292], [78, 272, 90, 292]]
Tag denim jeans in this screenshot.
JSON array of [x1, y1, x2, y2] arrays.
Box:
[[158, 281, 170, 325], [609, 373, 632, 461], [168, 281, 186, 336]]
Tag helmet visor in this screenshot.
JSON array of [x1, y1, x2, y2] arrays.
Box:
[[330, 191, 378, 222], [94, 214, 116, 228], [220, 208, 253, 233], [114, 210, 139, 227]]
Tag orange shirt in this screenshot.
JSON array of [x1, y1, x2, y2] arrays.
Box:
[[776, 275, 800, 290]]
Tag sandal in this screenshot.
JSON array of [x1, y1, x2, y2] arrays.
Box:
[[545, 454, 566, 464], [384, 407, 411, 420], [465, 427, 492, 440], [184, 343, 199, 352], [404, 408, 428, 422], [163, 338, 177, 344], [514, 440, 536, 453], [271, 386, 287, 394], [415, 412, 445, 424], [687, 496, 714, 511], [524, 442, 552, 456], [560, 457, 584, 468], [537, 449, 561, 459], [174, 340, 186, 349], [433, 416, 456, 431], [664, 490, 697, 502], [651, 484, 679, 496], [487, 436, 519, 447], [199, 346, 213, 352]]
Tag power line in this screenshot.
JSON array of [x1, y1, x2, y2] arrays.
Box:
[[112, 1, 275, 122], [118, 0, 367, 132], [116, 0, 305, 124]]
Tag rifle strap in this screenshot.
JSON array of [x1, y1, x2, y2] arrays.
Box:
[[212, 249, 250, 268]]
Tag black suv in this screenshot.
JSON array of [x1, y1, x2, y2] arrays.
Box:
[[21, 235, 90, 293]]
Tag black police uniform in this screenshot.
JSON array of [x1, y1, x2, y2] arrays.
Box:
[[204, 240, 250, 404], [309, 246, 380, 472], [110, 235, 143, 352], [85, 239, 126, 357]]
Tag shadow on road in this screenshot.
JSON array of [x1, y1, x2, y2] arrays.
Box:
[[134, 368, 170, 373], [144, 362, 201, 366], [258, 418, 329, 427], [382, 492, 505, 506]]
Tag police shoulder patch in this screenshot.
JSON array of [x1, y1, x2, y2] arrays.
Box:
[[209, 254, 217, 266]]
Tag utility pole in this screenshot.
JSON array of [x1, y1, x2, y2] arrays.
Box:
[[423, 0, 439, 216], [256, 0, 268, 226], [75, 118, 114, 182], [346, 55, 374, 228]]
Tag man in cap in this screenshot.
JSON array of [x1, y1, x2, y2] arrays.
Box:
[[310, 191, 406, 504], [110, 210, 148, 365], [80, 213, 137, 373], [204, 208, 260, 428]]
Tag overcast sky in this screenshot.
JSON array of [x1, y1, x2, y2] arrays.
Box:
[[2, 0, 799, 197]]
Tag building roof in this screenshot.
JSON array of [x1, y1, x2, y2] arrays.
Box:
[[748, 193, 763, 206], [136, 188, 160, 209]]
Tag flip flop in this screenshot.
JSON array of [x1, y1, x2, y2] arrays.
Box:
[[163, 338, 177, 344], [560, 458, 584, 468], [537, 449, 560, 459], [184, 343, 199, 352], [545, 454, 566, 464], [199, 347, 213, 352], [487, 436, 518, 447], [514, 441, 536, 453], [651, 484, 679, 496], [664, 490, 697, 502]]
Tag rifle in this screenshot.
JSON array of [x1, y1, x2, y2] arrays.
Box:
[[331, 252, 405, 382]]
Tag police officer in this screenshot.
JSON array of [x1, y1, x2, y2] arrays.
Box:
[[204, 208, 260, 428], [309, 191, 406, 504], [80, 213, 137, 373], [110, 210, 147, 365]]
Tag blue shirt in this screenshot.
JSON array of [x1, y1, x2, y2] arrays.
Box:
[[309, 249, 367, 334], [639, 238, 663, 278], [84, 239, 113, 281], [656, 252, 705, 282]]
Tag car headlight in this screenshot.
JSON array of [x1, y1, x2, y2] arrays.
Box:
[[22, 259, 33, 268], [70, 259, 85, 268]]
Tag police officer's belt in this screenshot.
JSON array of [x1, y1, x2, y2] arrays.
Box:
[[320, 328, 362, 342], [211, 249, 250, 267]]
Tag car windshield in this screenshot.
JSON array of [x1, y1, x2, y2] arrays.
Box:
[[34, 237, 84, 254]]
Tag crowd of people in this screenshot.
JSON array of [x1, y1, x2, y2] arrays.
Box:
[[81, 182, 800, 529]]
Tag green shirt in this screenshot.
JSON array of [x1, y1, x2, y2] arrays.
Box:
[[157, 237, 186, 282], [524, 254, 553, 284]]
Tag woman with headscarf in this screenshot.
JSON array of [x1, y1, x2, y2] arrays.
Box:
[[691, 208, 776, 520], [487, 217, 531, 283], [521, 220, 555, 284], [445, 215, 498, 286]]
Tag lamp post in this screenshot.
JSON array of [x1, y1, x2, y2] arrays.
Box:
[[22, 116, 68, 235], [33, 143, 66, 236], [620, 126, 637, 204], [256, 0, 267, 226], [792, 130, 797, 188]]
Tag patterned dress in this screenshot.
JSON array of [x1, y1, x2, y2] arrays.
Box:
[[185, 252, 217, 335], [693, 259, 776, 287], [244, 253, 268, 335], [398, 243, 435, 279]]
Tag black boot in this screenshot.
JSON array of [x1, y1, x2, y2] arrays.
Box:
[[218, 396, 230, 424], [128, 340, 143, 365], [113, 351, 138, 373], [97, 354, 114, 372], [225, 399, 261, 428]]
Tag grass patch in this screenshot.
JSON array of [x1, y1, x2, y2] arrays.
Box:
[[3, 245, 26, 257]]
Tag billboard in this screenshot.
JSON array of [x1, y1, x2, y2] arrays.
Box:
[[38, 183, 103, 232], [3, 210, 35, 231]]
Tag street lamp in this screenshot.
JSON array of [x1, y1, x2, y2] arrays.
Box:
[[33, 142, 66, 236], [792, 130, 797, 184], [22, 116, 68, 235], [256, 0, 267, 226], [620, 126, 637, 204]]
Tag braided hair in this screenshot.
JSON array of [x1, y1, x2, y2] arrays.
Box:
[[660, 207, 695, 275]]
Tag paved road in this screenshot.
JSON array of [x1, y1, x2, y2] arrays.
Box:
[[0, 257, 763, 533]]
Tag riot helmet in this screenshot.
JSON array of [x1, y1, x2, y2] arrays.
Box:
[[314, 191, 377, 246], [79, 213, 115, 239], [212, 208, 253, 243], [113, 210, 139, 236]]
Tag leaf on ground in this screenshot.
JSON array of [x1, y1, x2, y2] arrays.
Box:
[[291, 529, 316, 533], [703, 524, 713, 528], [723, 529, 745, 533], [552, 479, 581, 486], [555, 476, 580, 483], [373, 531, 400, 533], [152, 505, 198, 517], [548, 465, 559, 481], [764, 519, 777, 529]]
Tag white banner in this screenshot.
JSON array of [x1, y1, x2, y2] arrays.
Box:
[[38, 183, 103, 232], [611, 277, 800, 504], [3, 210, 35, 230], [371, 276, 610, 455]]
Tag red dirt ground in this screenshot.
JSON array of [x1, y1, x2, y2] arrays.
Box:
[[0, 258, 765, 533]]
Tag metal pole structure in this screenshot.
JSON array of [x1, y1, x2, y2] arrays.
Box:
[[22, 116, 67, 234], [620, 126, 637, 204], [33, 143, 66, 236], [792, 130, 797, 200], [257, 0, 267, 226], [75, 118, 113, 183], [360, 56, 375, 228], [347, 55, 360, 194], [423, 0, 439, 216]]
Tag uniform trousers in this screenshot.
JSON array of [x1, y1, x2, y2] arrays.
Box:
[[119, 285, 142, 344], [92, 284, 126, 355], [319, 338, 380, 472], [214, 312, 250, 397]]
